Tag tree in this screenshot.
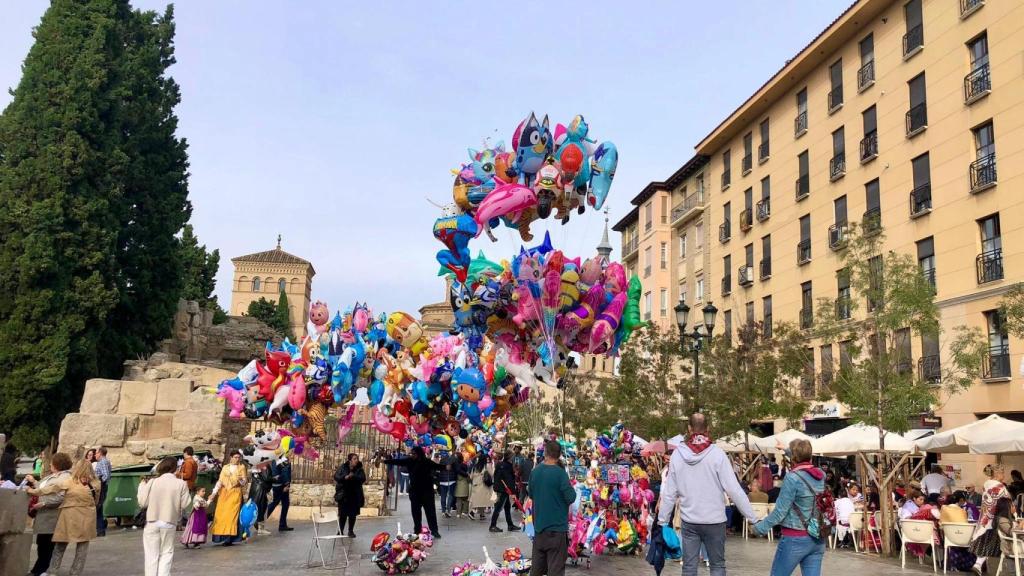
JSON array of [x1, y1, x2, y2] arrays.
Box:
[[701, 320, 811, 445], [178, 224, 226, 322], [273, 290, 294, 340], [999, 283, 1024, 338], [246, 294, 292, 339]]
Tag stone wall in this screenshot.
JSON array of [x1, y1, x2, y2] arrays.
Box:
[[0, 490, 30, 576], [157, 299, 281, 371], [288, 482, 386, 517]]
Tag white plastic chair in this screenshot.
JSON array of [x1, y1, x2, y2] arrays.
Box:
[[940, 522, 974, 574], [306, 508, 349, 570], [744, 503, 773, 541], [995, 528, 1023, 576], [848, 511, 865, 553], [900, 519, 937, 573]]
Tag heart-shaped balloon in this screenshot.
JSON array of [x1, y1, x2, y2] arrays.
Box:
[[394, 398, 412, 419]]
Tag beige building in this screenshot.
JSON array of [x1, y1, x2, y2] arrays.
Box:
[[668, 0, 1023, 481], [613, 183, 677, 331], [230, 237, 315, 338]]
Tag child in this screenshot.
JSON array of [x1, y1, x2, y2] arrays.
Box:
[[181, 487, 209, 548]]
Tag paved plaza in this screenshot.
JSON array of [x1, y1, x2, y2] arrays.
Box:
[[55, 500, 941, 575]]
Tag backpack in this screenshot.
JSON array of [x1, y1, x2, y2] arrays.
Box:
[[483, 469, 493, 488], [790, 470, 835, 541]]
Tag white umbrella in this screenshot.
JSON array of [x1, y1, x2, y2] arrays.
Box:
[[968, 425, 1024, 455], [751, 428, 812, 452], [812, 423, 914, 456], [914, 414, 1024, 454], [715, 431, 762, 453]]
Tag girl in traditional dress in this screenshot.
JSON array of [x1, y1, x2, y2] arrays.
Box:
[[181, 486, 208, 548], [210, 452, 247, 546], [970, 464, 1012, 575]]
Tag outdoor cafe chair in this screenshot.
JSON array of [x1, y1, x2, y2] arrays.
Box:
[[900, 519, 937, 573], [995, 528, 1023, 576], [744, 503, 773, 541], [848, 511, 866, 553], [940, 522, 974, 574], [307, 508, 350, 570]]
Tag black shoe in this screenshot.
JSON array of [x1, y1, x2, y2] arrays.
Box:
[[279, 526, 294, 532], [348, 531, 356, 538], [489, 526, 503, 533], [507, 525, 521, 532], [431, 532, 441, 539]]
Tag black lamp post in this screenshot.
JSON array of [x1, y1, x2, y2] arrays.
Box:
[[674, 296, 718, 412]]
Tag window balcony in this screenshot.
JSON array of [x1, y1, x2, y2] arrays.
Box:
[[960, 0, 984, 19], [970, 153, 997, 193], [738, 265, 754, 287], [799, 308, 813, 330], [741, 154, 753, 175], [623, 237, 639, 259], [795, 174, 809, 201], [794, 111, 807, 137], [976, 249, 1003, 284], [721, 170, 731, 191], [759, 258, 772, 280], [964, 64, 991, 104], [719, 220, 731, 243], [906, 103, 927, 137], [919, 355, 941, 383], [828, 223, 848, 251], [827, 86, 843, 114], [859, 131, 878, 163], [739, 209, 753, 232], [829, 153, 846, 181], [909, 183, 932, 218], [836, 297, 851, 321], [721, 275, 732, 296], [671, 192, 705, 226], [857, 60, 875, 92], [758, 141, 770, 164], [922, 266, 936, 292], [756, 198, 770, 222], [903, 24, 924, 59], [797, 239, 811, 265], [981, 344, 1011, 380], [862, 207, 882, 236]]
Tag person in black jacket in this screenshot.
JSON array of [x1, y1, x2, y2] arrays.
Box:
[[266, 458, 293, 531], [489, 450, 521, 533], [334, 453, 366, 537], [249, 464, 274, 536], [384, 446, 445, 538]]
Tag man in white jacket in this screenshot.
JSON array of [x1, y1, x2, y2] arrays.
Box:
[[137, 457, 191, 576], [658, 414, 759, 576]]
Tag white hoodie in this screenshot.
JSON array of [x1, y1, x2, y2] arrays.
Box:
[[658, 443, 757, 525]]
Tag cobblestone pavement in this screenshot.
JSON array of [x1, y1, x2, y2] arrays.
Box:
[[59, 498, 939, 575]]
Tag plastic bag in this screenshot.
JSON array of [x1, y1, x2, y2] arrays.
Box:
[[662, 525, 682, 559]]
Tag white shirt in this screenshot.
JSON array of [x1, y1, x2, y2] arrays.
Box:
[[921, 472, 951, 495], [900, 500, 920, 519], [835, 497, 855, 524]]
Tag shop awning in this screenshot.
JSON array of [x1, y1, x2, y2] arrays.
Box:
[[914, 414, 1024, 454]]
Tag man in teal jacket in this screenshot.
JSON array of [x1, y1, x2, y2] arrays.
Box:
[[528, 440, 576, 576]]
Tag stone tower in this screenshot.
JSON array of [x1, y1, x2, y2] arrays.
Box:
[[230, 236, 315, 338]]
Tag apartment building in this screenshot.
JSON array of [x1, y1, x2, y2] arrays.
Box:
[[613, 183, 676, 331]]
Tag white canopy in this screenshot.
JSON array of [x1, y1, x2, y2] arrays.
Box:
[[812, 423, 914, 456], [968, 421, 1024, 455], [715, 431, 762, 453], [914, 414, 1024, 454], [751, 428, 812, 452]]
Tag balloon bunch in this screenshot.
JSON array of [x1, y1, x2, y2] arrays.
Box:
[[370, 525, 433, 574], [435, 113, 618, 281], [450, 547, 519, 576], [237, 428, 315, 469]]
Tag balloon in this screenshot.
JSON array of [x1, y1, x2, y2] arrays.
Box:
[[618, 275, 645, 345], [588, 141, 618, 210], [512, 112, 552, 185], [473, 177, 537, 242], [433, 213, 478, 282]]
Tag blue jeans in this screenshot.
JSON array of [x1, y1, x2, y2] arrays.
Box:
[[680, 521, 726, 576], [439, 483, 456, 512], [770, 535, 825, 576]]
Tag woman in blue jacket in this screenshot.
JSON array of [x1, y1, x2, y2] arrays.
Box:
[[754, 439, 827, 576]]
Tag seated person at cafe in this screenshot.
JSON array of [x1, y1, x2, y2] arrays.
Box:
[[747, 480, 769, 504], [900, 490, 926, 520]]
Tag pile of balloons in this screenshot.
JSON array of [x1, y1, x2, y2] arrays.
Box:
[[370, 525, 433, 574], [434, 113, 618, 282], [450, 547, 524, 576]]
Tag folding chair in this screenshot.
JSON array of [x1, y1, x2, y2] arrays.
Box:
[[306, 508, 350, 570], [995, 528, 1023, 576], [900, 519, 937, 573], [848, 511, 865, 553], [743, 503, 773, 541], [940, 522, 974, 574], [867, 510, 883, 553]]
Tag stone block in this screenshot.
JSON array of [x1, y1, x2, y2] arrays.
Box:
[[58, 413, 126, 449], [118, 380, 157, 415], [0, 532, 32, 576], [125, 440, 147, 455], [145, 439, 223, 460], [105, 447, 146, 467], [79, 379, 122, 414], [171, 410, 224, 443], [155, 378, 193, 411], [131, 415, 173, 440], [125, 415, 140, 437], [187, 387, 225, 413], [0, 489, 29, 534], [143, 368, 171, 382]]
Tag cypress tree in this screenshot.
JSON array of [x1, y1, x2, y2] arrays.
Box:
[[274, 290, 294, 340]]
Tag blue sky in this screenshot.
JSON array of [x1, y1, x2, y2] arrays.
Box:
[[0, 0, 851, 316]]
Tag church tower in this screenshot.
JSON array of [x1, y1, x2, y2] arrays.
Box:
[[230, 235, 315, 338]]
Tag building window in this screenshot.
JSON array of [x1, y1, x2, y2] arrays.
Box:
[[837, 267, 851, 320], [759, 118, 770, 162], [762, 295, 773, 339], [867, 256, 883, 312], [679, 233, 687, 258], [864, 179, 881, 234], [910, 153, 932, 217], [983, 309, 1010, 379], [723, 310, 732, 346], [695, 222, 704, 249], [796, 150, 809, 199], [800, 281, 813, 329], [820, 344, 834, 385], [695, 172, 705, 199], [660, 242, 667, 269], [828, 58, 843, 112], [741, 187, 753, 230], [661, 195, 668, 224], [278, 278, 286, 293], [977, 214, 1003, 284], [721, 149, 732, 190], [643, 291, 652, 321], [802, 347, 816, 398], [722, 254, 732, 295], [917, 236, 936, 291], [644, 246, 652, 278], [861, 105, 877, 162], [660, 289, 668, 318], [745, 301, 755, 326], [797, 214, 811, 264], [695, 277, 705, 303], [742, 132, 753, 174], [757, 176, 771, 221], [965, 32, 991, 103], [858, 33, 875, 90], [830, 127, 846, 180], [679, 283, 687, 308], [720, 202, 731, 243], [644, 202, 653, 232], [795, 88, 808, 135], [907, 73, 928, 136], [903, 0, 924, 58], [896, 328, 913, 374], [252, 277, 261, 292], [830, 195, 848, 251], [920, 331, 940, 382], [760, 234, 772, 279], [971, 121, 997, 191]]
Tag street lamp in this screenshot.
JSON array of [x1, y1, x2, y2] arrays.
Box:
[[674, 296, 718, 411]]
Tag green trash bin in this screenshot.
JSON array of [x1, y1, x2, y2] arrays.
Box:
[[104, 463, 155, 520]]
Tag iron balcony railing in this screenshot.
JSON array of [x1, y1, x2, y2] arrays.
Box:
[[919, 355, 941, 383], [739, 209, 753, 231], [827, 85, 844, 112], [828, 223, 847, 250], [862, 207, 882, 235], [964, 64, 991, 103], [623, 237, 639, 258], [960, 0, 984, 18], [909, 183, 932, 217], [721, 275, 732, 296], [896, 358, 914, 375], [671, 192, 704, 224], [759, 258, 772, 280], [829, 152, 846, 181], [857, 60, 875, 90], [836, 296, 851, 320], [795, 174, 809, 200], [903, 24, 924, 58], [970, 153, 997, 192], [906, 102, 927, 136], [758, 141, 770, 162], [797, 239, 811, 264], [981, 344, 1010, 379], [976, 249, 1003, 284], [756, 198, 770, 221], [738, 265, 754, 287], [719, 220, 731, 243], [860, 131, 878, 162], [742, 154, 753, 175], [799, 308, 813, 330], [794, 111, 807, 136], [721, 170, 731, 190], [922, 266, 936, 291]]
